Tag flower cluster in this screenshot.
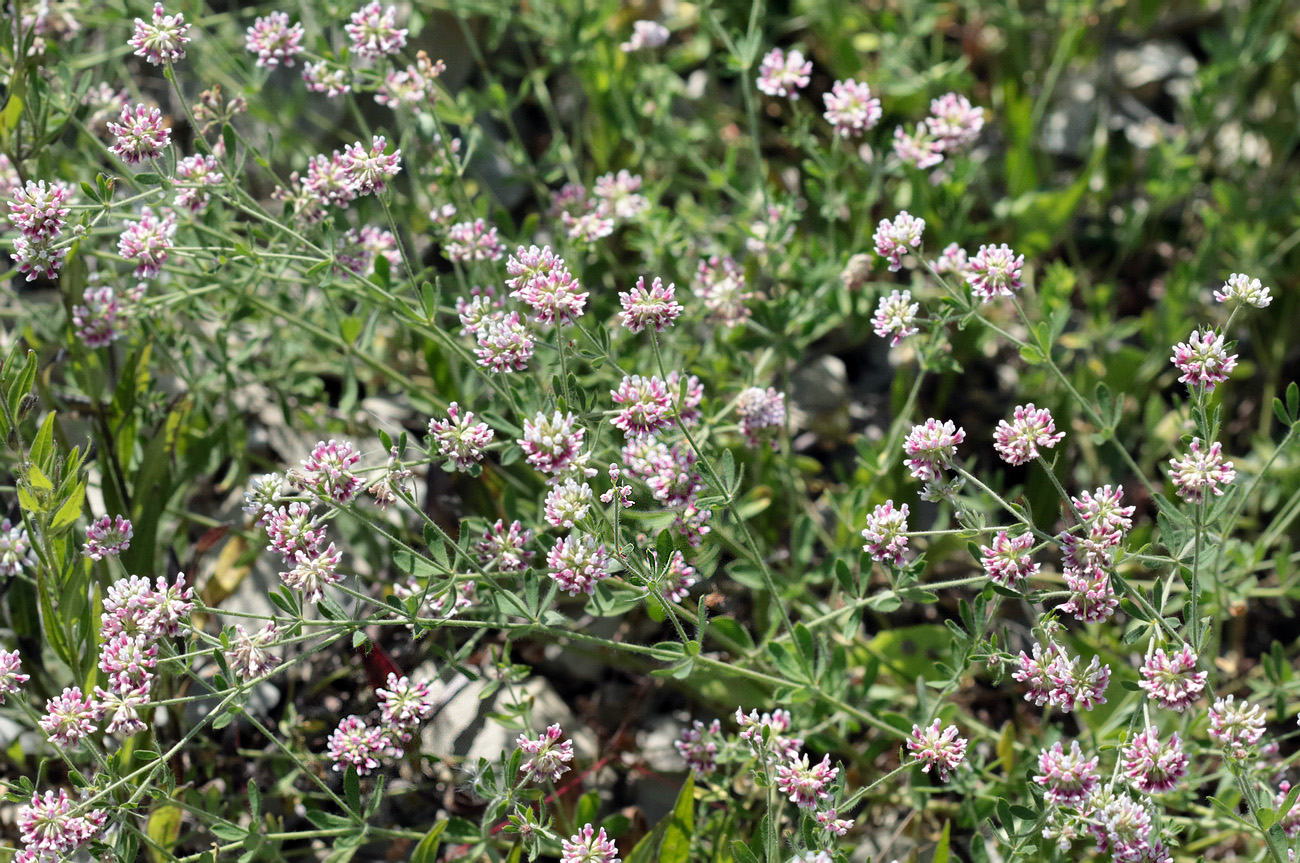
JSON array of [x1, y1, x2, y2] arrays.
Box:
[[992, 403, 1065, 465], [327, 672, 436, 774], [83, 514, 133, 560], [1034, 740, 1099, 806], [979, 530, 1038, 588], [129, 3, 190, 65], [1170, 329, 1236, 391], [872, 290, 919, 346], [619, 276, 682, 333], [861, 500, 909, 567], [873, 211, 925, 272], [507, 245, 588, 325], [245, 11, 305, 68], [517, 723, 575, 782], [822, 79, 882, 138], [0, 518, 35, 576], [756, 48, 812, 99], [1137, 646, 1207, 712], [902, 418, 965, 482], [1168, 438, 1235, 503], [1207, 695, 1266, 759], [8, 180, 73, 281], [108, 104, 172, 164], [429, 404, 496, 471], [966, 243, 1024, 300], [736, 386, 786, 449], [1012, 641, 1111, 712], [907, 720, 968, 781], [561, 824, 620, 863], [1213, 272, 1271, 308], [694, 255, 753, 327]]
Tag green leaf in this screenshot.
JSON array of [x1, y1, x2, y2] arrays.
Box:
[[730, 841, 760, 863], [26, 465, 53, 493], [933, 821, 951, 863], [410, 820, 448, 863], [1275, 397, 1291, 429], [625, 773, 694, 863], [135, 172, 163, 186], [50, 481, 86, 532], [1288, 382, 1299, 423], [344, 766, 361, 814]]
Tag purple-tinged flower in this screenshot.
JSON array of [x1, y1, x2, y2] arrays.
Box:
[[475, 311, 534, 373], [108, 104, 171, 164], [0, 518, 35, 577], [1168, 438, 1235, 503], [1013, 642, 1110, 712], [345, 2, 408, 59], [101, 572, 193, 641], [620, 20, 669, 52], [0, 650, 29, 701], [861, 500, 909, 567], [476, 520, 534, 571], [367, 446, 412, 509], [667, 371, 705, 426], [327, 715, 393, 775], [1171, 329, 1236, 391], [429, 403, 495, 471], [544, 479, 595, 529], [342, 136, 402, 196], [675, 718, 720, 774], [1091, 790, 1162, 863], [619, 276, 683, 333], [303, 61, 352, 97], [445, 218, 505, 262], [660, 550, 697, 603], [40, 687, 96, 748], [736, 386, 786, 449], [265, 501, 325, 559], [775, 752, 838, 809], [281, 543, 342, 603], [12, 234, 66, 281], [294, 440, 365, 505], [93, 678, 150, 736], [1059, 565, 1118, 624], [736, 707, 804, 762], [1208, 695, 1266, 759], [872, 289, 919, 346], [547, 534, 610, 596], [756, 48, 812, 99], [129, 3, 190, 65], [967, 243, 1024, 300], [1033, 740, 1098, 807], [70, 283, 143, 348], [84, 514, 133, 560], [17, 788, 106, 859], [561, 824, 620, 863], [508, 246, 587, 324], [1071, 485, 1135, 547], [1138, 646, 1206, 712], [225, 623, 281, 680], [902, 418, 965, 481], [873, 211, 925, 272], [377, 673, 437, 742], [242, 473, 283, 526], [456, 286, 502, 334], [117, 207, 176, 278], [1122, 728, 1187, 795], [816, 810, 854, 836], [611, 375, 674, 438], [505, 244, 562, 291], [519, 411, 586, 476], [1214, 272, 1272, 308], [892, 123, 943, 169], [174, 154, 223, 212], [823, 79, 882, 137], [245, 11, 305, 68], [1275, 783, 1300, 838], [907, 720, 967, 781], [601, 464, 635, 509], [335, 225, 400, 278], [926, 93, 984, 151], [303, 151, 357, 209], [979, 530, 1038, 588], [932, 243, 974, 283], [993, 403, 1065, 465], [593, 170, 650, 221], [694, 254, 753, 326], [8, 180, 71, 239], [375, 52, 446, 108], [98, 633, 157, 687], [563, 210, 615, 243], [517, 723, 575, 782]]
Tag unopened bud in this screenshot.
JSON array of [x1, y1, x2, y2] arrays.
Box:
[[840, 253, 872, 291]]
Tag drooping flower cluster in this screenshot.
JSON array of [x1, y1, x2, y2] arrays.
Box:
[[517, 723, 575, 782], [1168, 438, 1235, 503], [756, 48, 812, 99], [907, 720, 968, 781], [1170, 329, 1237, 391], [429, 403, 496, 471], [873, 211, 925, 272], [675, 718, 722, 774], [1137, 645, 1207, 712], [860, 500, 909, 567], [129, 3, 190, 65], [1057, 485, 1135, 624], [1012, 641, 1111, 712], [225, 623, 281, 680], [993, 403, 1065, 465]]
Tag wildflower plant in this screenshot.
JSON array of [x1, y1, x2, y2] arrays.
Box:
[[0, 3, 1297, 863]]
